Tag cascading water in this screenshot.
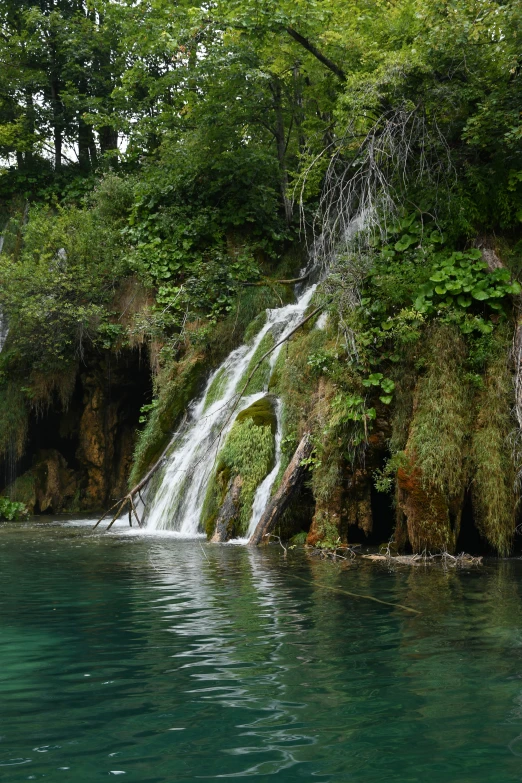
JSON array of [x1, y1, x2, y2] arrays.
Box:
[[144, 281, 317, 537]]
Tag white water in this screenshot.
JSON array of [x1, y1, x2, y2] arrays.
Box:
[[144, 283, 317, 536]]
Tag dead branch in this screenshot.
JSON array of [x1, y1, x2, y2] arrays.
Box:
[[249, 432, 313, 546]]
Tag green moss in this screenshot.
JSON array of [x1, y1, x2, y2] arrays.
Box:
[[389, 350, 418, 454], [235, 397, 277, 434], [408, 324, 471, 500], [470, 329, 515, 556], [237, 332, 274, 395], [311, 515, 340, 549], [201, 403, 275, 538], [129, 352, 206, 487], [244, 311, 267, 343], [271, 327, 327, 453], [289, 531, 308, 545], [8, 472, 36, 508], [203, 367, 228, 411]]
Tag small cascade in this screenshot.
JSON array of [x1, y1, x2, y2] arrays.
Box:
[[144, 283, 317, 536], [242, 399, 283, 541]]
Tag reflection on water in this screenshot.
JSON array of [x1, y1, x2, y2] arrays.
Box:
[[1, 521, 522, 781]]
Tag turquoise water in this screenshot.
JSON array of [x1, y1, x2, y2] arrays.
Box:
[[2, 522, 522, 781]]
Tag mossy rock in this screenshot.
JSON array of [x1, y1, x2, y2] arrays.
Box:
[[201, 401, 276, 538], [235, 396, 277, 435], [237, 332, 274, 395], [203, 367, 228, 412], [244, 311, 268, 343]]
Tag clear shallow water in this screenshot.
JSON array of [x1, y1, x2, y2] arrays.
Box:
[[2, 522, 522, 782]]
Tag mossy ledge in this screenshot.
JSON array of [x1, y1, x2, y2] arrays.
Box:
[[201, 397, 276, 540]]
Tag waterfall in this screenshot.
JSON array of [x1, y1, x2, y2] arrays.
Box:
[[144, 282, 317, 536]]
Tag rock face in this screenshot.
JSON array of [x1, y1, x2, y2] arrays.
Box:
[[76, 368, 137, 510], [8, 449, 77, 514], [3, 347, 151, 514], [211, 476, 243, 542], [75, 354, 150, 509], [396, 458, 462, 554]]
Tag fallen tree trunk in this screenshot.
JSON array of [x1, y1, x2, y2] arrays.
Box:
[[249, 433, 312, 546], [211, 476, 243, 542]]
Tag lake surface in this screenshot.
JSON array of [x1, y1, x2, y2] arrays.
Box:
[[2, 521, 522, 782]]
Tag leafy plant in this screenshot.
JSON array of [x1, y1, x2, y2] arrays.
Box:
[[362, 373, 396, 404], [414, 248, 521, 332], [0, 497, 28, 521]]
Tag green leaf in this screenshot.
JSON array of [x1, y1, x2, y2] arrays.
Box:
[[395, 234, 416, 252], [380, 378, 395, 393], [379, 395, 393, 405], [471, 288, 489, 301], [400, 214, 416, 229], [363, 373, 383, 387], [457, 294, 472, 307]]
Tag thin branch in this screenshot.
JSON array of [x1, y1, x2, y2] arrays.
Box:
[[285, 27, 346, 81]]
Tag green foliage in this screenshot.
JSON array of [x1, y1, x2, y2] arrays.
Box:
[[374, 452, 409, 494], [0, 202, 129, 371], [0, 497, 28, 521], [414, 249, 520, 333], [362, 373, 395, 405]]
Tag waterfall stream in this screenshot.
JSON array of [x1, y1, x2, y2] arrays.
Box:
[[144, 281, 317, 537]]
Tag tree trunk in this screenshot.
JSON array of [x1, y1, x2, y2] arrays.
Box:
[[270, 78, 293, 225], [51, 81, 62, 170], [99, 125, 118, 157], [249, 433, 312, 546], [211, 476, 243, 542], [87, 124, 97, 168], [78, 117, 91, 170]]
